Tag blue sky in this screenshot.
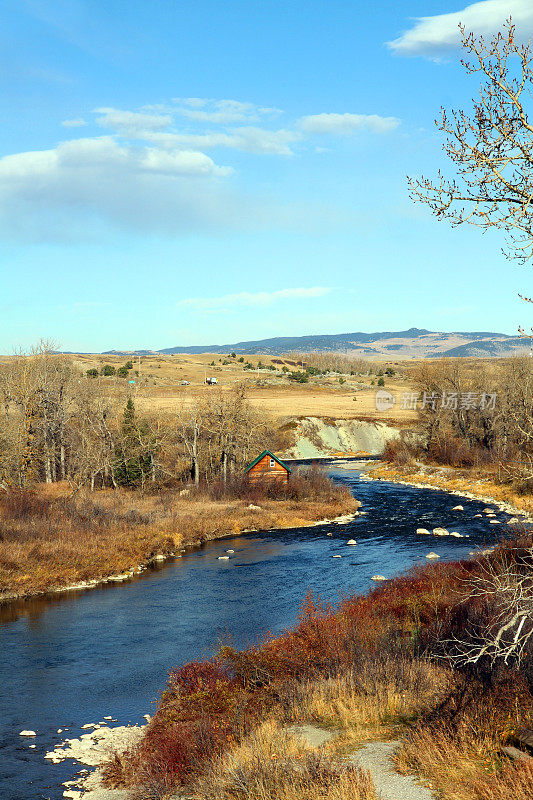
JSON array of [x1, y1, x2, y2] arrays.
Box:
[[2, 0, 533, 352]]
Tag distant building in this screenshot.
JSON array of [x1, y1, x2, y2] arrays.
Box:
[[244, 450, 292, 486], [206, 377, 218, 385]]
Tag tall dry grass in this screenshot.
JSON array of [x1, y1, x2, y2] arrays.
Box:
[[286, 656, 450, 746], [194, 721, 378, 800], [397, 727, 533, 800]]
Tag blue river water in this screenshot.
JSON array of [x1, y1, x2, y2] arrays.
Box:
[[0, 467, 517, 799]]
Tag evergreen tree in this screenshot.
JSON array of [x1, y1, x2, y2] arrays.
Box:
[[115, 398, 153, 487]]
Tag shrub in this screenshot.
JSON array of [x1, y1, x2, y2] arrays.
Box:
[[86, 368, 98, 378], [377, 377, 385, 387], [101, 365, 116, 376]]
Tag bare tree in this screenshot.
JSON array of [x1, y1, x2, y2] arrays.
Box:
[[177, 402, 202, 485], [446, 544, 533, 667], [409, 21, 533, 266]]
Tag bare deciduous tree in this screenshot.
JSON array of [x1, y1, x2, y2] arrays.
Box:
[[446, 545, 533, 667], [409, 21, 533, 266]]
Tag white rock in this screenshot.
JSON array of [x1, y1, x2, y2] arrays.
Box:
[[332, 554, 342, 558], [490, 520, 501, 524], [103, 716, 113, 720], [426, 552, 440, 559], [371, 575, 388, 581], [326, 532, 333, 536], [217, 556, 230, 561], [416, 528, 431, 535], [20, 730, 36, 736], [57, 729, 63, 733], [226, 549, 234, 553], [346, 539, 357, 545], [29, 744, 36, 749], [433, 527, 449, 536], [450, 532, 463, 537], [474, 514, 482, 518], [248, 504, 262, 510], [80, 724, 97, 730], [143, 714, 151, 721], [483, 508, 493, 513], [452, 505, 464, 511], [508, 518, 519, 524]]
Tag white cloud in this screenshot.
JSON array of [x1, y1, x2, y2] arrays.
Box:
[[61, 118, 87, 128], [175, 97, 209, 108], [175, 98, 282, 125], [140, 148, 232, 176], [178, 287, 332, 311], [94, 107, 173, 136], [388, 0, 533, 57], [299, 113, 400, 135], [139, 127, 301, 156], [0, 136, 237, 239], [0, 136, 229, 178]]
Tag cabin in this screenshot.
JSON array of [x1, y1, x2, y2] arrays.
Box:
[[206, 377, 218, 385], [244, 450, 292, 486]]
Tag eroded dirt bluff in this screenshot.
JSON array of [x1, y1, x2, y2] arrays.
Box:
[[284, 417, 402, 458]]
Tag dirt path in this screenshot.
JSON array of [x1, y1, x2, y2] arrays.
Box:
[[288, 726, 435, 800], [349, 740, 435, 800]]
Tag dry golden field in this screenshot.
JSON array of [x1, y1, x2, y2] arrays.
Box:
[[64, 352, 419, 424]]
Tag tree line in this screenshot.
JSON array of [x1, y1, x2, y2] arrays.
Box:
[[391, 357, 533, 490], [0, 343, 277, 491]]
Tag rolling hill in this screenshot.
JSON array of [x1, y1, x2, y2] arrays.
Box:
[[103, 327, 528, 359]]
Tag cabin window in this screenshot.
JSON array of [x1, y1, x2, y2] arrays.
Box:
[[269, 459, 275, 468]]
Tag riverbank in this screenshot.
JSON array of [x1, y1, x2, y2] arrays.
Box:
[[99, 532, 533, 800], [0, 479, 359, 603], [366, 461, 533, 520]]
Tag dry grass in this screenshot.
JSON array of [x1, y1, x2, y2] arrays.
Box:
[[397, 727, 533, 800], [193, 721, 378, 800], [0, 482, 358, 600], [286, 657, 450, 749], [32, 350, 416, 424], [372, 462, 533, 515]]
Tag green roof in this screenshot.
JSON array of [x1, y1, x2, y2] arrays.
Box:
[[244, 449, 292, 474]]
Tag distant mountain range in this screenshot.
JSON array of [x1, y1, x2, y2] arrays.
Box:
[[102, 327, 530, 359]]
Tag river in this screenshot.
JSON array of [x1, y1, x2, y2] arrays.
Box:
[[0, 466, 516, 800]]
